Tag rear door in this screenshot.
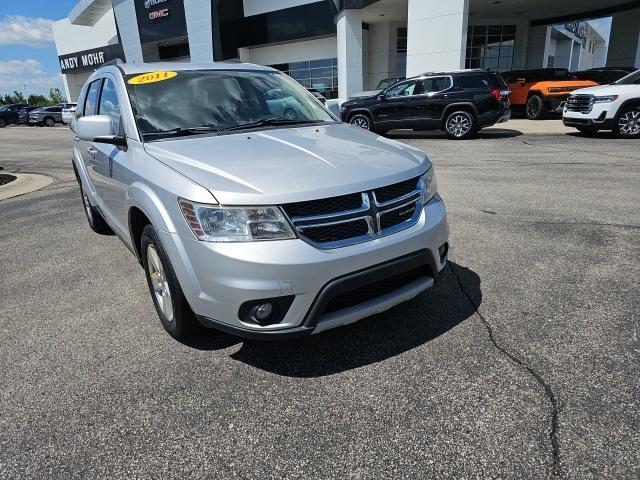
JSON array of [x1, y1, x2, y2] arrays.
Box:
[[415, 76, 454, 124], [76, 79, 103, 205]]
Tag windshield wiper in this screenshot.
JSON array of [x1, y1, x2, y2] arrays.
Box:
[[217, 117, 323, 133], [143, 126, 219, 139]]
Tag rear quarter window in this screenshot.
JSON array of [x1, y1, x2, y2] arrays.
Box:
[[459, 74, 490, 89]]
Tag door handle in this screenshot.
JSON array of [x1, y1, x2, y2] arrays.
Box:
[[87, 146, 97, 159]]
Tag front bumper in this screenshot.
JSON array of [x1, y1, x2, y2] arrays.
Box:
[[158, 197, 449, 339], [562, 101, 619, 130]]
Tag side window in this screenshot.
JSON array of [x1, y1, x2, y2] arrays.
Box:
[[98, 78, 122, 134], [459, 74, 490, 89], [385, 80, 417, 97], [421, 76, 452, 93], [84, 79, 103, 117]]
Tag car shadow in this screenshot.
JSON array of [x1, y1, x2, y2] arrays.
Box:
[[385, 128, 522, 140], [566, 131, 616, 139], [226, 262, 481, 377]]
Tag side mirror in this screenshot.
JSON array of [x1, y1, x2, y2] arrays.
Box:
[[76, 115, 127, 148], [377, 92, 387, 101]]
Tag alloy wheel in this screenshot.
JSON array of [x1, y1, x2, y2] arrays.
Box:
[[447, 114, 472, 138], [619, 109, 640, 137], [146, 244, 174, 323], [350, 115, 370, 130]]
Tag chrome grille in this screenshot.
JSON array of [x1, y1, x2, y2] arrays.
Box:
[[282, 176, 423, 249], [566, 95, 594, 113]]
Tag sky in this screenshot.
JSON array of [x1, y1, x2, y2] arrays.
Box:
[[0, 0, 76, 98]]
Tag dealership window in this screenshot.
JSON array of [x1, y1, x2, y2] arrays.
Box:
[[466, 25, 515, 72], [269, 58, 339, 99], [395, 27, 407, 77]]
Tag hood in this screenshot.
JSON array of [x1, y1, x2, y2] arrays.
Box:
[[570, 84, 638, 96], [349, 89, 382, 99], [144, 123, 429, 205]]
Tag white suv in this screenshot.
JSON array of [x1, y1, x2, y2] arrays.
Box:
[[563, 69, 640, 138]]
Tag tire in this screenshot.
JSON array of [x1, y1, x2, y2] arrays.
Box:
[[140, 224, 203, 341], [0, 118, 6, 128], [526, 95, 545, 120], [283, 108, 297, 120], [79, 182, 113, 235], [614, 105, 640, 138], [576, 126, 598, 135], [444, 110, 476, 140], [349, 113, 372, 131], [44, 117, 55, 127]]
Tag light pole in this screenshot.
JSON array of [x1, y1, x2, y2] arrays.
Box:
[[23, 84, 28, 102]]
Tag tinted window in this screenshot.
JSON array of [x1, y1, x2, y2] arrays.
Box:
[[459, 74, 490, 89], [616, 70, 640, 85], [385, 80, 417, 97], [84, 80, 102, 116], [48, 106, 62, 112], [421, 76, 452, 93], [98, 78, 122, 134], [488, 73, 507, 89], [126, 70, 333, 138]]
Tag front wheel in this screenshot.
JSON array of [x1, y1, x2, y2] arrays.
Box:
[[349, 113, 372, 130], [615, 106, 640, 138], [44, 117, 55, 127], [141, 224, 203, 341], [444, 111, 475, 140], [526, 95, 545, 120], [0, 118, 6, 128]]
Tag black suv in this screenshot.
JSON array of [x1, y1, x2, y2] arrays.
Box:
[[340, 70, 510, 139], [0, 103, 29, 128]]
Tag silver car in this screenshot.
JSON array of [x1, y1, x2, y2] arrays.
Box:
[[72, 62, 449, 341]]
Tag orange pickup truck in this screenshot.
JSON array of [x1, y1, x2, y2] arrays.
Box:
[[501, 68, 597, 119]]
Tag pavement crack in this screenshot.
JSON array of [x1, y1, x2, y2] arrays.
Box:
[[448, 261, 561, 478]]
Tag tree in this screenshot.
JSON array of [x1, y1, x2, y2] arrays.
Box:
[[12, 91, 26, 103], [28, 94, 49, 106], [49, 88, 65, 105]]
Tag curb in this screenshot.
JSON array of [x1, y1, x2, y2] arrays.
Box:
[[0, 173, 53, 200]]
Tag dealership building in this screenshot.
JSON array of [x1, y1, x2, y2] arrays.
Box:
[[53, 0, 640, 102]]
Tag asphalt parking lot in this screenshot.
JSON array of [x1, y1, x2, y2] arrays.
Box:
[[1, 122, 639, 479]]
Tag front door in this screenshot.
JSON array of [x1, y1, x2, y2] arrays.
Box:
[[371, 79, 419, 129]]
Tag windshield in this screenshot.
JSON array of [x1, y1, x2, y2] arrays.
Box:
[[126, 69, 335, 138], [0, 105, 8, 112], [376, 78, 397, 90], [615, 69, 640, 85]]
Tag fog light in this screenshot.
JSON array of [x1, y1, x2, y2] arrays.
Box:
[[253, 303, 274, 322]]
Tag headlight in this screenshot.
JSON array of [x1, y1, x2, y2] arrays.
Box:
[[421, 167, 437, 204], [178, 199, 296, 242], [593, 95, 618, 103]]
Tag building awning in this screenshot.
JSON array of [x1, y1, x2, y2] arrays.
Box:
[[69, 0, 112, 26]]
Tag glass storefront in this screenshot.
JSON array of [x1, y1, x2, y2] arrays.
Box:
[[465, 25, 516, 72], [269, 58, 339, 99]]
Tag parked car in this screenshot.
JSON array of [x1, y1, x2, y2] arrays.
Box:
[[62, 103, 78, 124], [0, 103, 29, 128], [572, 69, 630, 84], [28, 105, 63, 126], [501, 68, 597, 119], [307, 88, 326, 104], [340, 69, 511, 139], [17, 106, 41, 125], [349, 77, 405, 99], [264, 88, 305, 119], [71, 63, 449, 341], [563, 68, 640, 138]]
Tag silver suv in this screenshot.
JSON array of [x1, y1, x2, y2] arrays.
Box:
[[72, 62, 449, 341]]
